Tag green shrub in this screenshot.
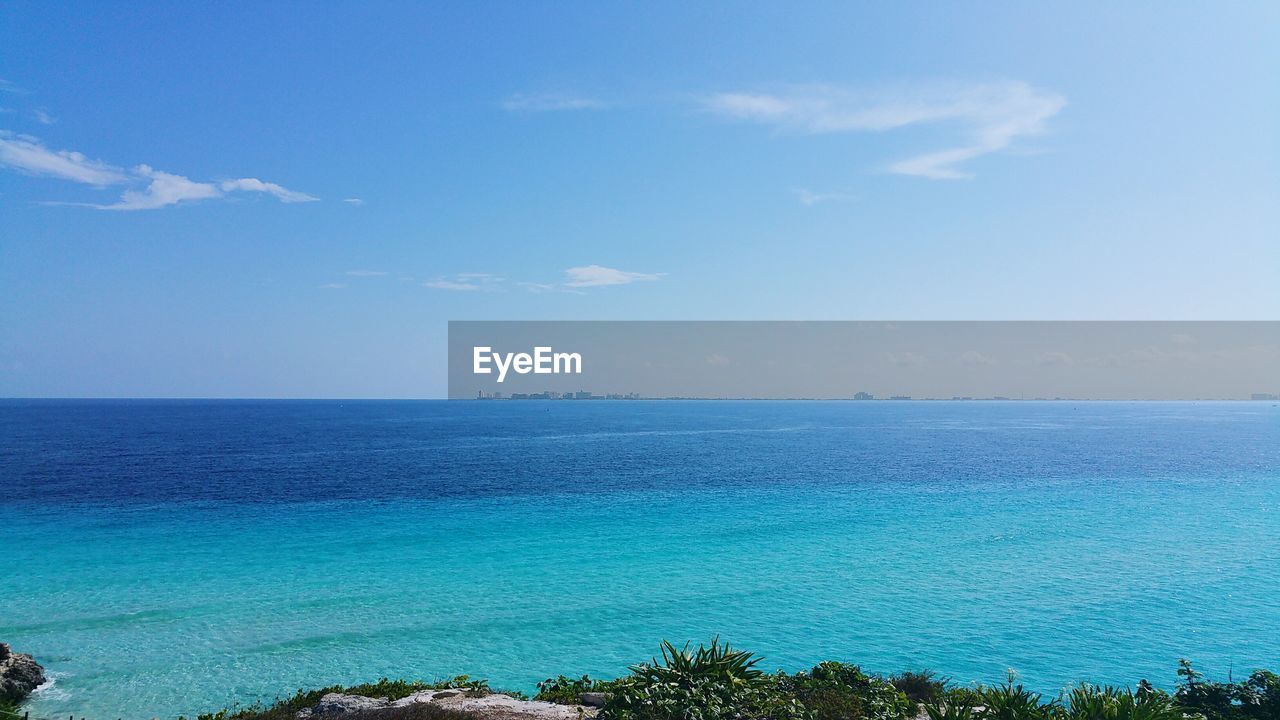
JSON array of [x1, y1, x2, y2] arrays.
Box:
[[186, 652, 1280, 720], [536, 675, 621, 705], [601, 639, 804, 720], [629, 638, 766, 687], [1235, 670, 1280, 720], [1061, 684, 1185, 720], [978, 672, 1058, 720], [605, 673, 808, 720], [1173, 660, 1280, 720], [891, 670, 950, 705], [924, 695, 978, 720], [779, 662, 913, 720]]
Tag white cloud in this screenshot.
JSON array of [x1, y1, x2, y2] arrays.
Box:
[[423, 273, 504, 292], [517, 282, 559, 293], [0, 132, 129, 185], [33, 109, 55, 125], [563, 264, 662, 287], [220, 178, 317, 203], [89, 167, 317, 211], [318, 282, 346, 289], [343, 197, 364, 205], [97, 165, 223, 210], [794, 188, 856, 206], [705, 81, 1065, 179], [424, 278, 483, 291], [502, 93, 606, 112], [345, 270, 388, 277], [424, 268, 660, 293], [0, 131, 317, 209]]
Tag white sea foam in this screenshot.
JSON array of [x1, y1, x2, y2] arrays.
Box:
[[32, 671, 72, 701]]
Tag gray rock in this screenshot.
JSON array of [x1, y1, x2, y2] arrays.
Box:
[[433, 689, 464, 699], [579, 692, 608, 708], [389, 688, 464, 707], [298, 693, 390, 717], [0, 643, 47, 704], [303, 689, 599, 720], [452, 694, 593, 719]]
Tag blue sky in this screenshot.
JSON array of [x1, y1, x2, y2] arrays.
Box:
[[1, 2, 1277, 397]]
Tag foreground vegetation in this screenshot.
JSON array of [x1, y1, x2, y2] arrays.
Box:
[[198, 640, 1279, 720], [195, 676, 518, 720]]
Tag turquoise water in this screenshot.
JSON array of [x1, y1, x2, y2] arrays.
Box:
[[2, 400, 1278, 719]]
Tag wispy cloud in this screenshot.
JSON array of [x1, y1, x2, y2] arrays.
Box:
[[343, 197, 364, 205], [517, 281, 562, 294], [421, 266, 662, 293], [89, 167, 317, 210], [794, 188, 857, 206], [101, 165, 224, 210], [345, 270, 388, 277], [0, 132, 317, 209], [563, 264, 662, 287], [318, 282, 346, 289], [0, 131, 129, 185], [424, 279, 482, 291], [32, 109, 55, 125], [219, 178, 316, 203], [705, 81, 1065, 179], [423, 273, 504, 292], [501, 93, 607, 112]]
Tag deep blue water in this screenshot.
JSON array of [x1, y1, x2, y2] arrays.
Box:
[[1, 400, 1278, 719]]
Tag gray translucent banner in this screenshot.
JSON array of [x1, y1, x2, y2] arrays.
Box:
[[448, 321, 1280, 400]]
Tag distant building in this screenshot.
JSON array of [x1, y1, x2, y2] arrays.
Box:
[[853, 392, 874, 401], [889, 395, 911, 401], [574, 391, 593, 400], [1252, 393, 1279, 401]]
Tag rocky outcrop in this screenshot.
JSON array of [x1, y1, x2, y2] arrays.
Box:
[[297, 693, 392, 717], [0, 643, 47, 704], [297, 690, 597, 720]]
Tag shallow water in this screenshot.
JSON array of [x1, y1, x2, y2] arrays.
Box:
[[2, 400, 1278, 719]]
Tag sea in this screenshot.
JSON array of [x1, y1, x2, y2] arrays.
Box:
[[1, 400, 1277, 719]]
